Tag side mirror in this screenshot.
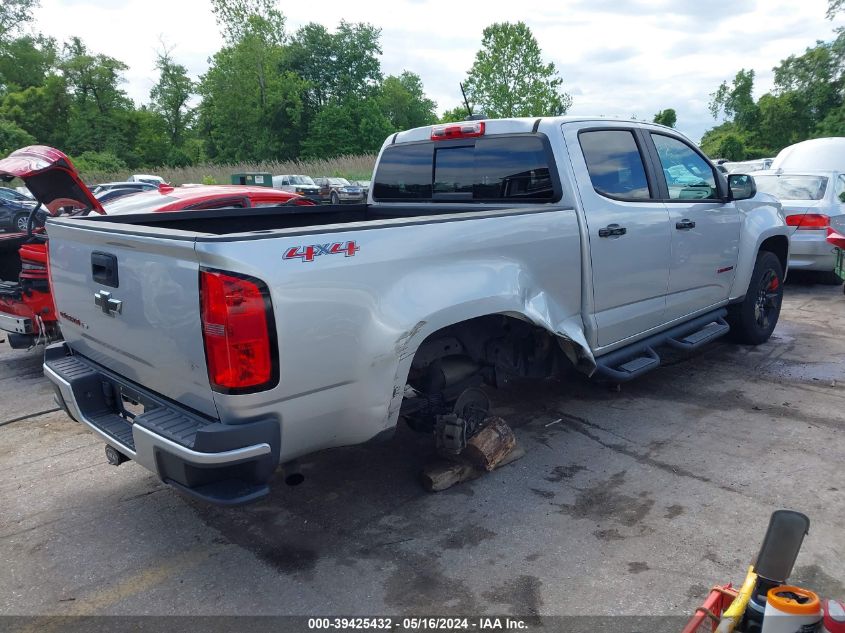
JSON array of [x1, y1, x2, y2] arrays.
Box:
[[728, 173, 756, 201]]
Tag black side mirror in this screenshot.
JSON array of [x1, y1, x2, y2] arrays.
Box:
[[728, 173, 756, 201]]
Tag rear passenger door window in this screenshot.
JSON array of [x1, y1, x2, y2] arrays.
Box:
[[578, 130, 652, 200], [650, 134, 719, 201]]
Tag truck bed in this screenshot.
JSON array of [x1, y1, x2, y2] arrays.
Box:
[[55, 202, 538, 238]]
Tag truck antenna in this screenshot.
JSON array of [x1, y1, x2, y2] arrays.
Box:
[[459, 83, 472, 118]]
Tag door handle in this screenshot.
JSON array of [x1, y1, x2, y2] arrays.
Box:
[[91, 251, 119, 287], [675, 219, 696, 230], [598, 224, 627, 238]]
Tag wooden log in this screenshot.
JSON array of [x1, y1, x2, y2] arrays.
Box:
[[462, 416, 516, 471], [421, 443, 526, 492]]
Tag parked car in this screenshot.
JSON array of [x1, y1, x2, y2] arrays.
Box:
[[42, 117, 788, 505], [0, 186, 35, 203], [94, 188, 146, 205], [92, 181, 158, 195], [271, 174, 321, 202], [753, 169, 844, 283], [0, 145, 313, 349], [722, 159, 773, 174], [0, 194, 38, 232], [127, 174, 165, 185], [771, 137, 845, 171], [351, 180, 371, 197], [102, 183, 310, 215], [313, 176, 365, 204]]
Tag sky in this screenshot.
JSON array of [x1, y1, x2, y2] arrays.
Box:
[[31, 0, 845, 143]]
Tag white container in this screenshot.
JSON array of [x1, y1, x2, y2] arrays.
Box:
[[761, 586, 822, 633]]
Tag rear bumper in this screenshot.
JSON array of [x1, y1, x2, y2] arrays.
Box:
[[0, 310, 32, 334], [789, 231, 837, 271], [44, 343, 280, 505]]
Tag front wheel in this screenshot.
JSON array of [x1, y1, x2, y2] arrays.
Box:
[[330, 191, 339, 205], [726, 251, 784, 345]]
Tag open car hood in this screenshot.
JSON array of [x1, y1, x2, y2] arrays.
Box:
[[0, 146, 104, 215]]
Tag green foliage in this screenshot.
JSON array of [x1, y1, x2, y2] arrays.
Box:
[[150, 47, 195, 146], [210, 0, 285, 46], [463, 21, 572, 118], [201, 175, 217, 185], [703, 39, 845, 158], [653, 108, 677, 128], [0, 118, 34, 154], [439, 106, 472, 123], [1, 74, 70, 147], [0, 0, 39, 42], [301, 99, 392, 158], [0, 35, 56, 92], [379, 72, 437, 130], [71, 150, 127, 174], [709, 69, 758, 130]]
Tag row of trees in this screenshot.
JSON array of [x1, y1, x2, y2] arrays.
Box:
[[0, 0, 573, 171], [700, 0, 845, 160]]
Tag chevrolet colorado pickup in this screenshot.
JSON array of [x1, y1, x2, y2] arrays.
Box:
[[43, 117, 790, 505]]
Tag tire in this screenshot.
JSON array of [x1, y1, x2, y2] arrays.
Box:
[[815, 269, 843, 286], [14, 212, 29, 233], [330, 191, 339, 205], [726, 251, 784, 345]]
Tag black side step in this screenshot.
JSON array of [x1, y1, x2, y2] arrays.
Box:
[[666, 318, 730, 351], [595, 309, 729, 382]]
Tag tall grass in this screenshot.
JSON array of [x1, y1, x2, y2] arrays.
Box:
[[78, 154, 378, 186]]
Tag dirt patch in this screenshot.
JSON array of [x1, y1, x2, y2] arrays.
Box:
[[483, 575, 543, 619], [556, 471, 655, 528], [627, 562, 649, 574], [545, 465, 585, 483], [437, 525, 496, 551], [664, 504, 685, 520]]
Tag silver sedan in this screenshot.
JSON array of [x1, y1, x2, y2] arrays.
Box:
[[754, 169, 845, 284]]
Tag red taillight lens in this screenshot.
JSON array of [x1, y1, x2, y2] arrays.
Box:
[[786, 213, 830, 229], [431, 121, 485, 140], [200, 269, 277, 393]]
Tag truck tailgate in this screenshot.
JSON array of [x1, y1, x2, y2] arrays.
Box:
[[47, 222, 216, 418]]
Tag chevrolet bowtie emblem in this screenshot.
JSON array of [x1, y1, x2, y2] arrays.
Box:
[[94, 290, 122, 316]]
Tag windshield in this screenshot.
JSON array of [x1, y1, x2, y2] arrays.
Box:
[[754, 175, 829, 201], [104, 191, 177, 214], [329, 178, 350, 186], [290, 175, 315, 186]]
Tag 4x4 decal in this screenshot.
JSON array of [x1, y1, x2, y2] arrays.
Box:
[[283, 241, 359, 263]]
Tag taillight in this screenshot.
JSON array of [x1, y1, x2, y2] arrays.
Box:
[[200, 269, 278, 393], [431, 121, 485, 140], [786, 213, 830, 229]]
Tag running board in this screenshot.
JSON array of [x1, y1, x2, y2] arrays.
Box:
[[594, 309, 729, 382], [666, 318, 730, 351]]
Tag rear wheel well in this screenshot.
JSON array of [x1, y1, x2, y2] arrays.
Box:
[[407, 314, 572, 394], [759, 235, 788, 274]]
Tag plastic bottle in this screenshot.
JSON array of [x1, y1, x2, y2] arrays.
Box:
[[761, 586, 822, 633]]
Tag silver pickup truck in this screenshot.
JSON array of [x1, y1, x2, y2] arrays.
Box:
[[43, 117, 790, 504]]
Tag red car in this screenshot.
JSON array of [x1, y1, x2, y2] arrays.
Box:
[[0, 146, 311, 349]]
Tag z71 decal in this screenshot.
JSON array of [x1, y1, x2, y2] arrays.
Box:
[[283, 241, 360, 263]]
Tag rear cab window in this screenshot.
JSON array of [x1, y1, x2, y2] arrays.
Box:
[[372, 134, 560, 203]]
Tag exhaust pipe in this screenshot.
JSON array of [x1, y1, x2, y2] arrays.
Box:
[[282, 459, 304, 486]]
